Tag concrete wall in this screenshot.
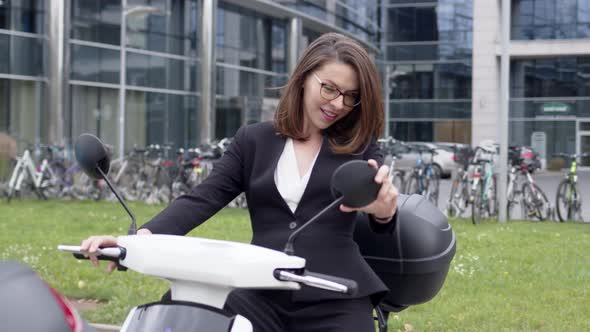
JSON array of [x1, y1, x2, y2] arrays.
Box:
[[471, 0, 501, 147]]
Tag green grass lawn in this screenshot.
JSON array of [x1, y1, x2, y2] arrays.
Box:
[[1, 200, 589, 331]]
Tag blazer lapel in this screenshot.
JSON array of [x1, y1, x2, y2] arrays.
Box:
[[262, 134, 296, 216], [294, 136, 344, 217]]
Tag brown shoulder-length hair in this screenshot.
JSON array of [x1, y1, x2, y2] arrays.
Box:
[[274, 32, 384, 154]]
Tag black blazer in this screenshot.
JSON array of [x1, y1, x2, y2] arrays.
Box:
[[142, 121, 396, 304]]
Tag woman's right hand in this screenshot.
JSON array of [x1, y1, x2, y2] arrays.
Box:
[[80, 228, 152, 273]]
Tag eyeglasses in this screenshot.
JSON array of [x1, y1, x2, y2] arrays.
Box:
[[312, 73, 361, 107]]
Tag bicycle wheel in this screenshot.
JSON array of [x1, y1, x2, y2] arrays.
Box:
[[555, 180, 583, 222], [405, 174, 420, 195], [506, 179, 520, 220], [426, 168, 440, 207], [114, 161, 142, 201], [6, 165, 22, 202], [487, 177, 498, 218], [522, 183, 550, 221], [471, 181, 483, 225], [170, 178, 191, 202], [555, 180, 570, 222], [572, 185, 584, 222], [447, 176, 466, 217], [40, 162, 66, 199], [0, 158, 17, 197], [391, 172, 405, 195]]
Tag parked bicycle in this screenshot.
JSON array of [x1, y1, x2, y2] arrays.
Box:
[[5, 144, 66, 201], [446, 144, 474, 218], [378, 137, 406, 194], [554, 153, 589, 222], [470, 157, 497, 225], [505, 161, 521, 220], [447, 165, 470, 218], [405, 146, 440, 206]]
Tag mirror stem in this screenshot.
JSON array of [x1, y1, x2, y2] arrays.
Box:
[[284, 196, 343, 256], [96, 167, 137, 235]]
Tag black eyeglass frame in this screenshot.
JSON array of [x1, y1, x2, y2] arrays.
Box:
[[312, 73, 361, 107]]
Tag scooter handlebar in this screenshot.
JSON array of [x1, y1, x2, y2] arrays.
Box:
[[274, 270, 358, 296], [57, 245, 126, 264]]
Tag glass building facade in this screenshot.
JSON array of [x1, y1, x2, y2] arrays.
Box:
[[69, 0, 201, 152], [383, 0, 473, 143], [0, 1, 45, 151], [3, 0, 587, 164], [0, 0, 381, 156], [215, 2, 288, 139], [511, 0, 590, 40], [510, 0, 590, 166]]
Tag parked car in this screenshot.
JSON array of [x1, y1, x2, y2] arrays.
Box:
[[382, 140, 459, 179], [382, 140, 433, 175], [407, 142, 457, 178], [435, 142, 473, 170]]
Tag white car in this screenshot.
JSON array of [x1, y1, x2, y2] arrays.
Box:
[[406, 142, 459, 178]]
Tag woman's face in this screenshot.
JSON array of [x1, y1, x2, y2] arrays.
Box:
[[302, 61, 359, 134]]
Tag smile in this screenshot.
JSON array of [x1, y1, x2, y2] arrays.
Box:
[[320, 108, 337, 121]]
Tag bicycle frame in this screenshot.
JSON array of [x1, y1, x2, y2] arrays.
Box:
[[8, 150, 46, 191], [414, 151, 434, 194], [506, 165, 518, 201], [447, 167, 469, 217], [566, 159, 577, 202], [471, 161, 495, 204]]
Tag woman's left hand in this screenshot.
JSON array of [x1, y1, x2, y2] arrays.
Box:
[[339, 159, 398, 223]]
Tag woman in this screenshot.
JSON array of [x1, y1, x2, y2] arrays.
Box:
[[82, 32, 398, 332]]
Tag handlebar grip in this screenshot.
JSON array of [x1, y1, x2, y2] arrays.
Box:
[[72, 252, 127, 271], [72, 253, 118, 262]]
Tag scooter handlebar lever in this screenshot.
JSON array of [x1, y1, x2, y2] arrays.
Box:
[[57, 245, 127, 271], [274, 270, 358, 296]]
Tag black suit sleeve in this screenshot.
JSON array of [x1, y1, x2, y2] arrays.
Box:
[[363, 140, 384, 166], [364, 140, 397, 234], [140, 126, 247, 235]]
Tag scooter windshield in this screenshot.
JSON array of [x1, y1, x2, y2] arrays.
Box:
[[120, 301, 240, 332]]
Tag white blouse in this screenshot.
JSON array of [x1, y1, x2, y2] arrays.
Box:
[[274, 138, 321, 213]]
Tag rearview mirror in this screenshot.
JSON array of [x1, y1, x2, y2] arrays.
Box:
[[331, 160, 380, 208], [74, 134, 110, 180]]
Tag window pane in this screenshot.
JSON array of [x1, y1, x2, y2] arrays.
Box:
[[71, 45, 120, 84], [415, 7, 437, 41], [0, 35, 44, 76], [126, 0, 200, 56], [70, 85, 119, 151], [125, 91, 198, 150], [12, 35, 44, 76], [390, 101, 471, 119], [0, 3, 7, 30], [71, 0, 121, 45], [579, 0, 590, 23], [0, 79, 42, 148], [388, 7, 415, 42], [271, 22, 287, 73], [275, 0, 378, 44], [216, 4, 287, 72], [0, 35, 8, 74], [216, 66, 287, 98], [512, 57, 590, 98], [509, 120, 576, 157], [534, 0, 555, 26], [126, 52, 194, 91], [0, 1, 44, 33], [555, 0, 576, 25]]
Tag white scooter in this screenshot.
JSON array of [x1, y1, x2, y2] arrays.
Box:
[[58, 134, 381, 331]]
